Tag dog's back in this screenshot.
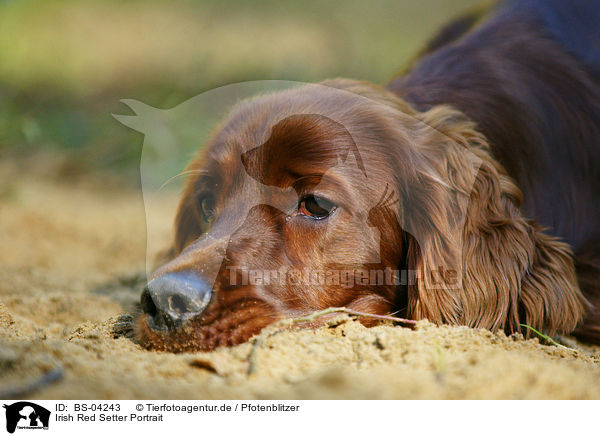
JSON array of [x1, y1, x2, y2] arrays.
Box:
[[388, 0, 600, 342]]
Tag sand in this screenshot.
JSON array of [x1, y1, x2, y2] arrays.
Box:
[[1, 157, 600, 400]]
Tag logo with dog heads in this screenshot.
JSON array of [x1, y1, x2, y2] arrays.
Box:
[[3, 402, 50, 433]]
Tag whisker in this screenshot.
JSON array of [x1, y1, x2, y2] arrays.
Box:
[[159, 169, 210, 190]]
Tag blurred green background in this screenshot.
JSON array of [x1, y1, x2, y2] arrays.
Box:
[[0, 0, 480, 179]]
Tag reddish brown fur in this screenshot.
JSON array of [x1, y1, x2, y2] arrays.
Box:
[[138, 1, 600, 351]]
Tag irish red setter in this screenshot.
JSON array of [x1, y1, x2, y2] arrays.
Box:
[[138, 0, 600, 351]]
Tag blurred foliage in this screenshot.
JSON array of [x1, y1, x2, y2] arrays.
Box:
[[0, 0, 480, 174]]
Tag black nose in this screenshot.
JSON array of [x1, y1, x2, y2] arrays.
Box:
[[141, 272, 212, 331]]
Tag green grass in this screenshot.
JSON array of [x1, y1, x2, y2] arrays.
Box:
[[0, 0, 481, 174], [519, 324, 577, 352]]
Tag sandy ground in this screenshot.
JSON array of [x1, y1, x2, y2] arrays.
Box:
[[1, 157, 600, 400]]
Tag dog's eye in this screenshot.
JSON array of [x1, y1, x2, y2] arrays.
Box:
[[298, 195, 336, 219], [199, 195, 215, 223]]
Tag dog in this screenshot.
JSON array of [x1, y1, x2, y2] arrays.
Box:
[[137, 0, 600, 352]]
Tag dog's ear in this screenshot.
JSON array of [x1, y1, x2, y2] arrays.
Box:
[[401, 105, 588, 336]]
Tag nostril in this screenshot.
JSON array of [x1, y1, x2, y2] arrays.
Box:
[[141, 287, 157, 318], [168, 293, 188, 316]]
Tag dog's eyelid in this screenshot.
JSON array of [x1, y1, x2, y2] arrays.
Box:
[[298, 194, 337, 220], [197, 193, 216, 224], [193, 174, 218, 192]]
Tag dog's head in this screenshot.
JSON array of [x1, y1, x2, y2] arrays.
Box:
[[137, 79, 586, 352]]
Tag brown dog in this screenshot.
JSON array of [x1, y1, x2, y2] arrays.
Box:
[[137, 0, 600, 351]]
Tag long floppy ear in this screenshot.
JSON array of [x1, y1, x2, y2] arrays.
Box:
[[402, 105, 589, 336]]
